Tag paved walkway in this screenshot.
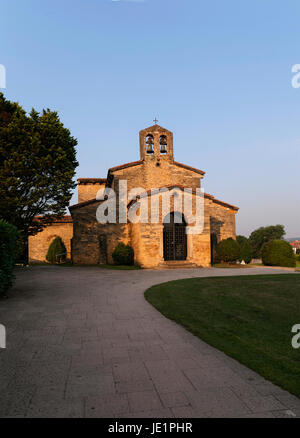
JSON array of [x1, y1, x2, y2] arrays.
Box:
[[0, 266, 299, 418]]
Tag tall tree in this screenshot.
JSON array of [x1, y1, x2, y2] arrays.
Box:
[[0, 93, 78, 256], [236, 235, 252, 264], [249, 225, 285, 258]]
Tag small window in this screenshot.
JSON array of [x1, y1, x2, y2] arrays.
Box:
[[160, 135, 167, 154], [146, 134, 154, 154]]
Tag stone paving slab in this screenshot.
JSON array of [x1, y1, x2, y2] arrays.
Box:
[[0, 266, 299, 418]]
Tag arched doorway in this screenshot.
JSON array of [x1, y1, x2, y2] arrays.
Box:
[[163, 212, 187, 261]]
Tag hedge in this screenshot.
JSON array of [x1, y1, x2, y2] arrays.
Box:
[[216, 238, 241, 263], [237, 235, 252, 264], [261, 239, 296, 268], [46, 237, 67, 264], [0, 219, 19, 295], [112, 242, 134, 266]]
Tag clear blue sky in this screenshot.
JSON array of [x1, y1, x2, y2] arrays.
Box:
[[1, 0, 299, 237]]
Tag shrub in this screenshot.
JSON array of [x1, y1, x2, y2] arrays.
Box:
[[249, 225, 285, 258], [240, 241, 252, 264], [0, 220, 19, 295], [236, 235, 248, 246], [216, 238, 241, 263], [237, 235, 252, 264], [46, 237, 67, 264], [112, 242, 134, 266], [261, 240, 296, 268]]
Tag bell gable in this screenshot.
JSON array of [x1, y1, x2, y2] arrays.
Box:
[[139, 124, 174, 162]]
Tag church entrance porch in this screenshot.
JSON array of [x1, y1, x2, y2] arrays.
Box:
[[163, 212, 187, 261]]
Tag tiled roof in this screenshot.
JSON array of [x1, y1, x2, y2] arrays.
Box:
[[77, 178, 107, 184], [108, 160, 143, 173], [173, 161, 206, 176], [139, 124, 173, 134], [106, 159, 206, 179], [204, 193, 239, 211], [290, 240, 300, 249], [34, 215, 73, 223], [69, 199, 100, 210], [126, 185, 239, 211]]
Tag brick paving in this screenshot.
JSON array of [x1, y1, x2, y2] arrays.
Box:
[[0, 266, 299, 418]]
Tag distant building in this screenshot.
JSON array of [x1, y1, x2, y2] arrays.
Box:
[[290, 240, 300, 254]]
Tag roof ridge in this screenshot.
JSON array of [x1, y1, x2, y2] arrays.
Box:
[[108, 160, 143, 173], [69, 198, 99, 210], [125, 185, 238, 211], [173, 161, 206, 176], [77, 178, 107, 184]]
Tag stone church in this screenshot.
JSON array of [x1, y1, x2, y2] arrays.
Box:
[[29, 124, 239, 268]]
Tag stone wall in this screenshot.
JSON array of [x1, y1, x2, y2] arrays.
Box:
[[111, 160, 203, 195], [78, 180, 106, 203], [71, 201, 130, 265], [132, 222, 163, 268], [209, 201, 237, 242], [28, 220, 73, 263], [126, 193, 213, 268]]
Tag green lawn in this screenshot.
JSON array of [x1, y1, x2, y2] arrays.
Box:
[[98, 264, 141, 270], [212, 263, 251, 269], [145, 274, 300, 398]]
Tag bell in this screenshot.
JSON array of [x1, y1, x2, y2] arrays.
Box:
[[146, 135, 154, 154], [160, 136, 167, 153], [146, 136, 154, 145]]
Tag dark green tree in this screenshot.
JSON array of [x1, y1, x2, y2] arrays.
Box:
[[261, 240, 296, 268], [112, 242, 134, 266], [0, 93, 78, 259], [249, 225, 285, 258], [216, 238, 241, 263], [0, 219, 19, 295], [46, 237, 67, 264], [236, 235, 252, 264], [236, 235, 248, 246]]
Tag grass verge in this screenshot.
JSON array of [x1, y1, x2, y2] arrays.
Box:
[[145, 274, 300, 398], [212, 263, 251, 268], [98, 264, 141, 270]]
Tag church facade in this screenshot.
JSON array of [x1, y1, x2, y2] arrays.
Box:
[[28, 124, 239, 268]]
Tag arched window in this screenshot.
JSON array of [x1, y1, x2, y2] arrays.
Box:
[[159, 135, 167, 154], [146, 134, 154, 154]]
